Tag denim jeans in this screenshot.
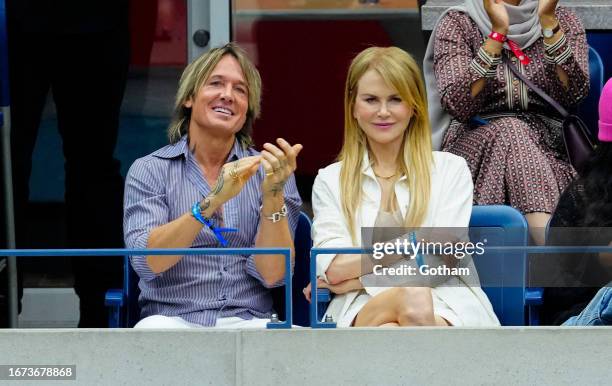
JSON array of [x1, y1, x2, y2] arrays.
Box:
[[563, 286, 612, 326]]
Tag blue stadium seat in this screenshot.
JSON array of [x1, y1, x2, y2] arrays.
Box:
[[270, 212, 312, 327], [469, 205, 541, 326], [578, 46, 605, 139], [104, 255, 144, 328], [105, 211, 312, 328], [312, 205, 539, 327]]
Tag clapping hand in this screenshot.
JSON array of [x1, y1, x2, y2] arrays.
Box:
[[208, 155, 261, 204], [260, 138, 303, 199], [484, 0, 509, 35], [538, 0, 558, 18]]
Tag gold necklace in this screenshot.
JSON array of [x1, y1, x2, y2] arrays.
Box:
[[373, 171, 397, 180]]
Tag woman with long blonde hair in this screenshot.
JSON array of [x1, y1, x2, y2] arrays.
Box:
[[304, 46, 499, 327]]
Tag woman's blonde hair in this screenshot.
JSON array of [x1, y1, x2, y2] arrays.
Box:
[[339, 46, 433, 243], [167, 42, 262, 147]]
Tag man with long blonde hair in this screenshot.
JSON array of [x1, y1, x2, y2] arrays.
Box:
[[123, 43, 303, 328]]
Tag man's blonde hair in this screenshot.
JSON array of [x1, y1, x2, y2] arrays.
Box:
[[167, 42, 262, 147]]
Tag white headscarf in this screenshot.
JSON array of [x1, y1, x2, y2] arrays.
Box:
[[424, 0, 542, 150]]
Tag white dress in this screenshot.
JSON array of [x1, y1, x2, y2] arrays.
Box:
[[311, 151, 500, 327]]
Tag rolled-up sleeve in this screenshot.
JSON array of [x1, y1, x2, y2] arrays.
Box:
[[123, 158, 169, 282], [311, 170, 354, 283], [245, 173, 302, 288], [542, 8, 590, 108], [434, 11, 489, 122]]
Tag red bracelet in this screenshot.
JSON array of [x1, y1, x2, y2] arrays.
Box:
[[487, 31, 530, 65], [488, 31, 507, 43]]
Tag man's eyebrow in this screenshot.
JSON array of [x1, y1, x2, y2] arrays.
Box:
[[208, 74, 247, 87]]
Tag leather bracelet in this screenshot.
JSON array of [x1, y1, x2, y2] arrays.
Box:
[[261, 204, 288, 223]]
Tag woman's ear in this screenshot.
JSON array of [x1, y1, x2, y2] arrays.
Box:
[[183, 97, 193, 109]]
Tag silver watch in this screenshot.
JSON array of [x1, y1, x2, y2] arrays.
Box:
[[261, 204, 288, 223]]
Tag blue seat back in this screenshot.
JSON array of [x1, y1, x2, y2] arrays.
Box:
[[124, 255, 140, 327], [469, 205, 529, 325], [271, 212, 312, 326], [578, 46, 604, 138]]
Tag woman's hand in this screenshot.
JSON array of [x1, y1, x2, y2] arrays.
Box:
[[484, 0, 509, 34], [303, 278, 362, 302], [260, 138, 303, 200], [208, 155, 261, 205], [303, 282, 313, 303], [538, 0, 558, 19]]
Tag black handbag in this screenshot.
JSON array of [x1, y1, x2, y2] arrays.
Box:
[[507, 62, 596, 173]]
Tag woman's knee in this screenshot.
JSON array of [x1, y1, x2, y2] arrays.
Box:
[[390, 287, 435, 326]]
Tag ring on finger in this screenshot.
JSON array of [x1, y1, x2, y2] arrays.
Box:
[[265, 170, 274, 177], [229, 168, 240, 180]]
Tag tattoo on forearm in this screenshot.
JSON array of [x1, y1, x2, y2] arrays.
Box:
[[210, 167, 225, 196], [269, 179, 287, 197]]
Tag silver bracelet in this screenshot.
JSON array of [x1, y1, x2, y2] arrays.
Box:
[[261, 204, 288, 223]]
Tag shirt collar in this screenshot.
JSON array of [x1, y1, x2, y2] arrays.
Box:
[[226, 138, 245, 162], [151, 136, 190, 159], [151, 135, 247, 162]]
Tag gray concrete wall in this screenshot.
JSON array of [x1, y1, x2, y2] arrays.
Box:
[[0, 328, 610, 386]]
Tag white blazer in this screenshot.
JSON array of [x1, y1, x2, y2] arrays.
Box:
[[311, 151, 500, 326]]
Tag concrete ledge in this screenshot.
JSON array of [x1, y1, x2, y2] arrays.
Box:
[[18, 288, 79, 328], [422, 0, 612, 30], [1, 328, 610, 385]]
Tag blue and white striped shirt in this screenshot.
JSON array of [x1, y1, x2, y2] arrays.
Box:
[[124, 136, 302, 326]]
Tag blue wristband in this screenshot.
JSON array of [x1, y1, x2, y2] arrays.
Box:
[[191, 202, 214, 227], [191, 201, 238, 247]]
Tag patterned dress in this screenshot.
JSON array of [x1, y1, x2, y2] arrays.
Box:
[[433, 7, 589, 214]]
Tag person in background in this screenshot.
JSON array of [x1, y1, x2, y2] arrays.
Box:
[[4, 0, 129, 327], [424, 0, 589, 245], [124, 43, 303, 328], [541, 78, 612, 326], [304, 46, 499, 327]]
